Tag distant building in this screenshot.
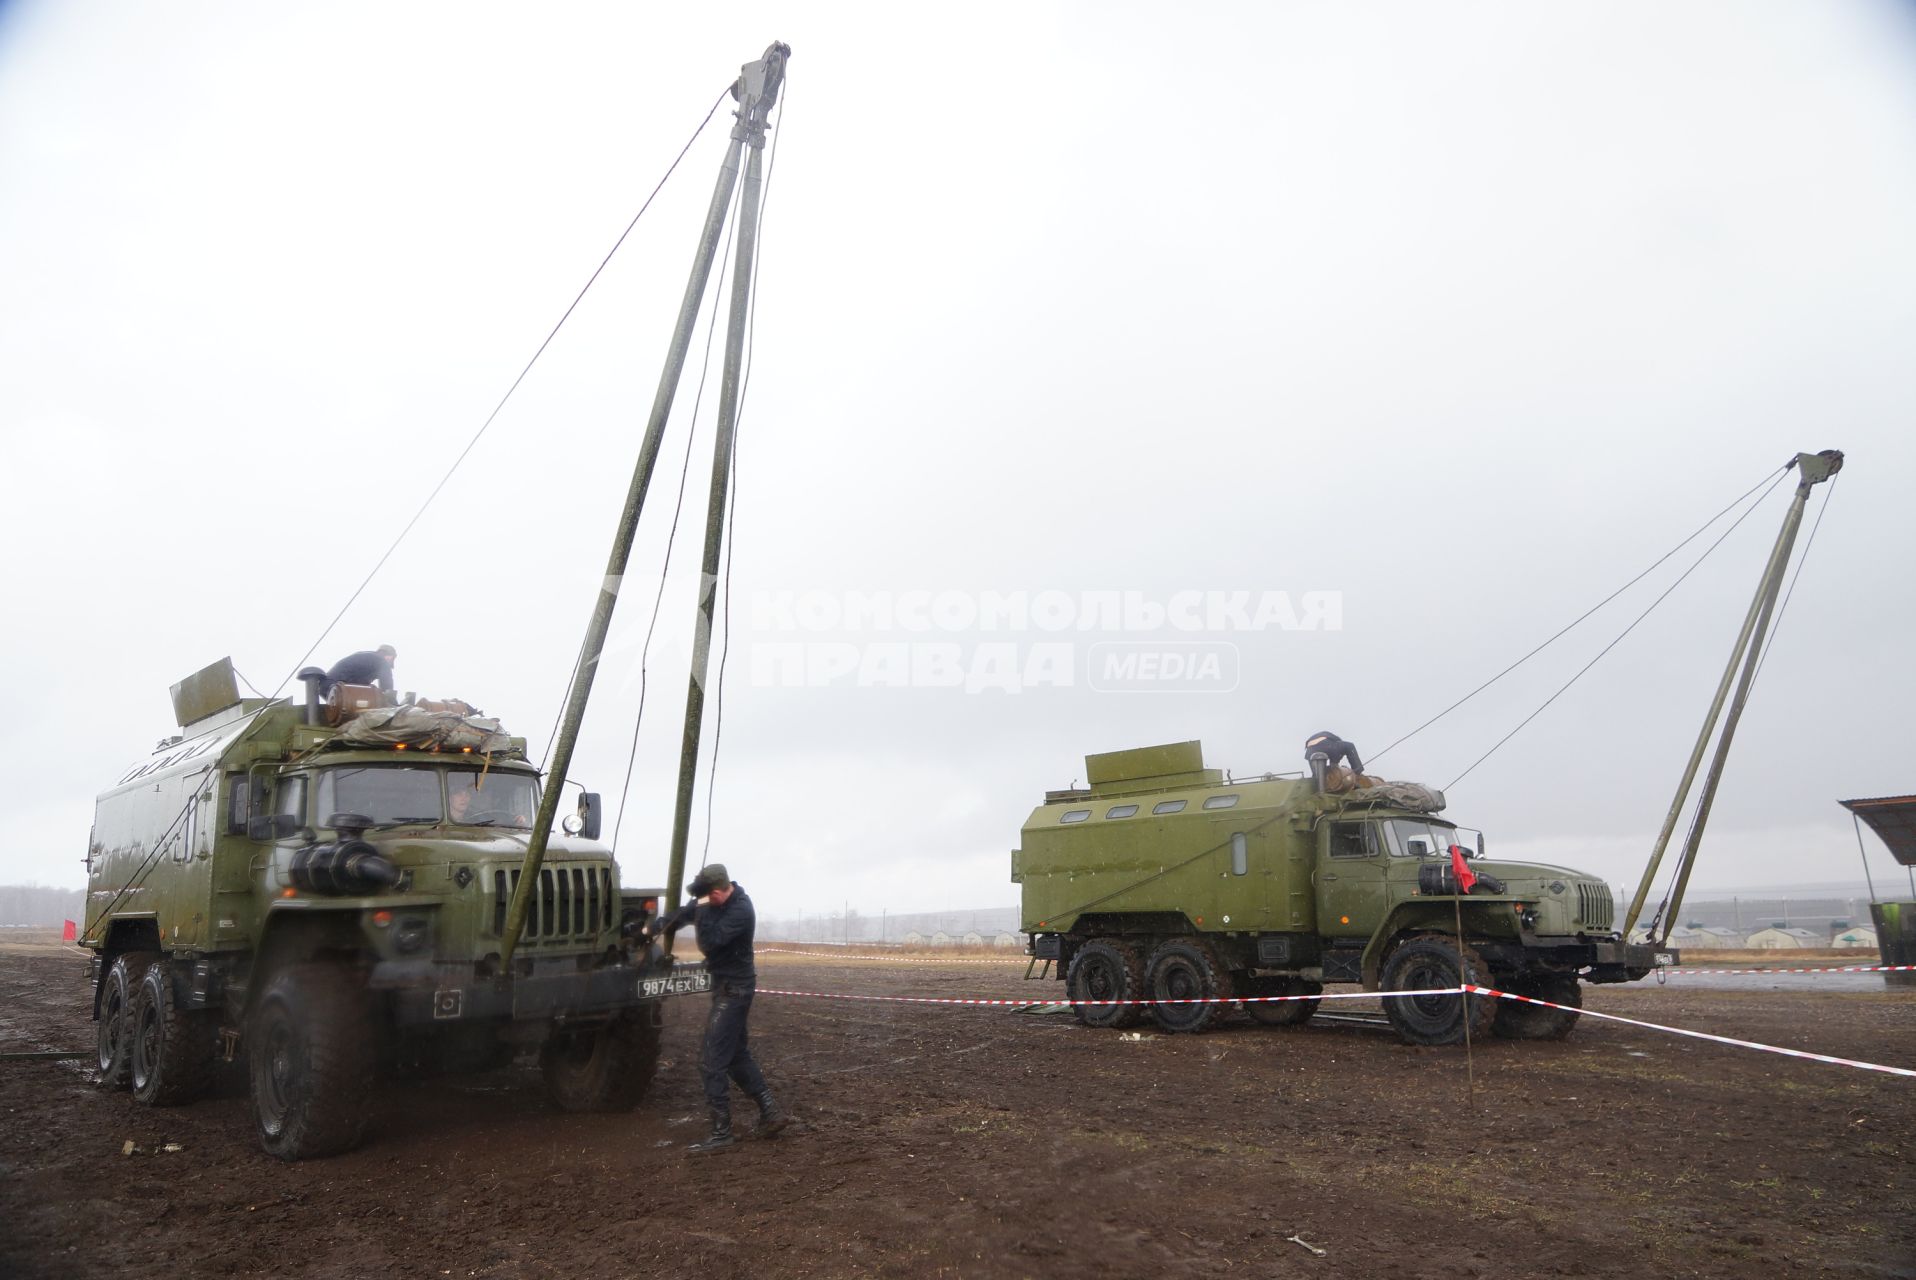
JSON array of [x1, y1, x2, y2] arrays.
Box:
[[962, 931, 984, 946], [992, 932, 1019, 949], [1832, 925, 1878, 950], [903, 930, 925, 945], [931, 930, 952, 947], [1747, 925, 1822, 949]]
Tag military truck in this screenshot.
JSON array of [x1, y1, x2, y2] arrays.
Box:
[[1013, 740, 1672, 1045], [83, 658, 706, 1159]]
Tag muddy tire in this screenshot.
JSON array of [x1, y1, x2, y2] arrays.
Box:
[[1065, 939, 1146, 1029], [1380, 933, 1496, 1047], [130, 963, 219, 1106], [1491, 974, 1583, 1041], [1244, 975, 1321, 1027], [95, 952, 156, 1090], [541, 1011, 662, 1112], [1145, 939, 1232, 1034], [248, 964, 375, 1160]]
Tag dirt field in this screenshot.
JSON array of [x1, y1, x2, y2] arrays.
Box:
[[2, 934, 1912, 1279]]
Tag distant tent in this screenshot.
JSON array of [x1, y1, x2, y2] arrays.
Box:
[[903, 930, 925, 945], [992, 932, 1019, 948], [962, 931, 985, 945], [931, 931, 952, 947], [1832, 926, 1878, 949], [1746, 926, 1821, 950]]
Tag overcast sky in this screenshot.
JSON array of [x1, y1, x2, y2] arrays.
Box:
[[3, 2, 1913, 919]]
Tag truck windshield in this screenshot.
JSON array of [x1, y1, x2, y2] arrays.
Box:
[[445, 770, 539, 829], [1381, 818, 1483, 859], [314, 767, 446, 827]]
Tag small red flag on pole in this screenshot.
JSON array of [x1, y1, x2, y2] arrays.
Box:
[[1448, 845, 1477, 895], [61, 919, 78, 942]]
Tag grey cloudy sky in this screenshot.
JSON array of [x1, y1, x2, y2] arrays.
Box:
[[3, 2, 1913, 918]]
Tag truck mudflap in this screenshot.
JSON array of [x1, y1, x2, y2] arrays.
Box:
[[1584, 940, 1678, 983], [371, 959, 711, 1024]]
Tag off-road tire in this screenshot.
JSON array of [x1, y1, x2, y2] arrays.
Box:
[[540, 1010, 662, 1112], [1244, 975, 1322, 1028], [1065, 939, 1146, 1029], [248, 964, 376, 1160], [95, 952, 156, 1090], [1145, 939, 1233, 1034], [1380, 933, 1497, 1047], [130, 962, 219, 1106], [1490, 974, 1582, 1041]]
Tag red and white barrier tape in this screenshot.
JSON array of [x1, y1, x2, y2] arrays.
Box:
[[1467, 985, 1916, 1079], [756, 983, 1916, 1079], [1653, 963, 1916, 977], [755, 948, 1916, 978], [757, 986, 1448, 1008]]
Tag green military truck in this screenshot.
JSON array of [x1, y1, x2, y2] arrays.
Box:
[[83, 658, 706, 1159], [1013, 740, 1673, 1044]]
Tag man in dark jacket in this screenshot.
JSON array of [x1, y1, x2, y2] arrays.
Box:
[[325, 645, 397, 696], [646, 863, 787, 1154]]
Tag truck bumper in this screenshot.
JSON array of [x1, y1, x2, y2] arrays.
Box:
[[1584, 939, 1678, 983], [369, 958, 708, 1025]]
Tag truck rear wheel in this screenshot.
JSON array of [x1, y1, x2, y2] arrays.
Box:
[[1491, 974, 1582, 1041], [1065, 940, 1145, 1029], [248, 964, 375, 1160], [1145, 939, 1232, 1033], [95, 952, 156, 1090], [541, 1010, 662, 1112], [1244, 976, 1321, 1027], [130, 963, 219, 1106], [1380, 934, 1496, 1047]]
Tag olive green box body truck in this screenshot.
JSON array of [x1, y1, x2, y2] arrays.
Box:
[[1013, 741, 1672, 1043], [83, 662, 698, 1159]]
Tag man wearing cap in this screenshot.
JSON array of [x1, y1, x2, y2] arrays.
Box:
[[646, 863, 787, 1154], [325, 644, 398, 696]]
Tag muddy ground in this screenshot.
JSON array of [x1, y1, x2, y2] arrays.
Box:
[[2, 934, 1912, 1279]]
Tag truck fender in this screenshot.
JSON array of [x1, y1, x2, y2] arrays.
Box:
[[1361, 902, 1506, 989], [90, 917, 162, 1018]]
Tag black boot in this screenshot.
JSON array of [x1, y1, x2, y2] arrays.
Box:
[[686, 1106, 736, 1155], [750, 1090, 789, 1139]]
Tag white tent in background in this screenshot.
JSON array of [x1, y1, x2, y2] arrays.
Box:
[[1747, 925, 1821, 949]]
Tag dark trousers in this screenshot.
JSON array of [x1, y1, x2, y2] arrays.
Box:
[[701, 979, 768, 1109]]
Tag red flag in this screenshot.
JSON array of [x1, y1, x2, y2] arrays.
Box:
[[61, 919, 77, 942], [1448, 845, 1477, 895]]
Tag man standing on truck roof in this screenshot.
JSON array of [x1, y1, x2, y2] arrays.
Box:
[[644, 863, 788, 1155], [324, 644, 397, 696]]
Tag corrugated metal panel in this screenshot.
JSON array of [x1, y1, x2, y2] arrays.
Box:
[[1840, 795, 1916, 868]]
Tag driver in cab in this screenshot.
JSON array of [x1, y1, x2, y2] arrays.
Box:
[[446, 781, 530, 828]]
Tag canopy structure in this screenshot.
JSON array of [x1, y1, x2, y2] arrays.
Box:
[[1841, 795, 1916, 868]]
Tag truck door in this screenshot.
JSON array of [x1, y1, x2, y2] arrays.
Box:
[[1316, 820, 1386, 941]]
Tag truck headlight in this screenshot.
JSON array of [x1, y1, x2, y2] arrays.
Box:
[[394, 916, 432, 955]]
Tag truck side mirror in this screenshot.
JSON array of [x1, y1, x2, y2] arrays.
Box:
[[573, 792, 603, 841]]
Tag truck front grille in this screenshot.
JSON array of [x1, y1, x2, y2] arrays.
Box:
[[492, 865, 613, 942], [1576, 881, 1615, 930]]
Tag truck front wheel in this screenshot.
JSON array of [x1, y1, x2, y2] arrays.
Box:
[[94, 952, 156, 1090], [248, 964, 375, 1160], [1146, 939, 1232, 1033], [130, 963, 218, 1106], [1380, 934, 1496, 1046], [1065, 940, 1145, 1029], [1490, 974, 1582, 1041], [541, 1011, 662, 1112]]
